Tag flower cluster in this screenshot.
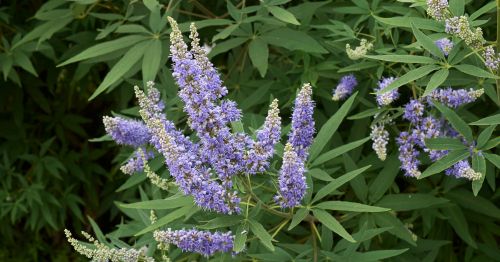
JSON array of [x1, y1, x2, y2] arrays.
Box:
[[375, 77, 399, 106], [99, 17, 316, 257], [346, 39, 373, 60], [435, 38, 453, 56], [153, 229, 234, 257], [444, 16, 484, 49], [65, 229, 154, 262], [426, 0, 448, 21], [396, 87, 484, 180], [484, 46, 500, 71], [371, 124, 390, 161], [332, 74, 357, 101]]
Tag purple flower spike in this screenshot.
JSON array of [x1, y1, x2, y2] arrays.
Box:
[[154, 229, 235, 257], [426, 0, 448, 21], [396, 131, 421, 178], [427, 87, 484, 108], [288, 83, 315, 160], [445, 160, 481, 181], [274, 143, 307, 208], [375, 77, 399, 106], [332, 74, 357, 101], [103, 116, 150, 148]]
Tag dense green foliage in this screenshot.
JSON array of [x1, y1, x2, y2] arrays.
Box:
[[0, 0, 499, 261]]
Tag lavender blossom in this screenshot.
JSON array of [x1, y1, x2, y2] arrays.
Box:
[[375, 77, 399, 106], [414, 116, 442, 148], [426, 0, 448, 21], [168, 17, 248, 187], [245, 99, 281, 174], [332, 74, 357, 101], [371, 124, 389, 161], [135, 87, 240, 214], [103, 116, 150, 148], [288, 83, 315, 160], [274, 143, 307, 208], [483, 46, 500, 71], [435, 38, 453, 56], [445, 160, 482, 180], [403, 99, 425, 123], [427, 87, 484, 108], [397, 131, 421, 178], [154, 229, 234, 257]]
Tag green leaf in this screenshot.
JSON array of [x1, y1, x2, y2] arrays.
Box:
[[89, 41, 148, 100], [199, 216, 243, 229], [267, 6, 300, 25], [308, 168, 334, 181], [118, 195, 193, 210], [472, 153, 487, 195], [377, 65, 439, 94], [419, 150, 469, 179], [454, 64, 500, 79], [377, 194, 449, 211], [424, 137, 467, 150], [469, 1, 496, 20], [344, 249, 409, 261], [309, 93, 357, 160], [208, 37, 248, 58], [411, 22, 444, 59], [469, 113, 500, 125], [87, 216, 107, 244], [446, 189, 500, 219], [338, 61, 378, 73], [482, 137, 500, 150], [373, 213, 417, 246], [433, 102, 473, 141], [368, 154, 400, 203], [374, 16, 443, 31], [212, 24, 239, 41], [141, 39, 163, 82], [58, 35, 148, 66], [313, 209, 356, 243], [423, 68, 449, 96], [449, 0, 465, 16], [135, 206, 192, 236], [249, 219, 275, 251], [311, 137, 370, 166], [262, 28, 327, 53], [348, 108, 384, 120], [316, 201, 389, 212], [116, 173, 147, 192], [477, 125, 496, 148], [442, 205, 477, 248], [288, 208, 309, 230], [365, 55, 436, 64], [484, 153, 500, 169], [233, 224, 248, 253], [248, 38, 269, 77], [312, 165, 370, 203]]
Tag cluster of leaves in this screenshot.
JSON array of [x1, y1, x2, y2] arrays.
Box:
[[1, 0, 499, 261]]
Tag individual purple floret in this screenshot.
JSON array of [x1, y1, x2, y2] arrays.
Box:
[[245, 99, 281, 174], [403, 99, 425, 123], [375, 77, 399, 106], [274, 143, 307, 208], [154, 229, 234, 257], [427, 87, 484, 108], [414, 116, 441, 148], [445, 160, 481, 180], [288, 83, 315, 160], [435, 38, 453, 56], [332, 74, 357, 101], [396, 131, 421, 178], [484, 46, 500, 71], [103, 116, 150, 148], [426, 0, 448, 21]]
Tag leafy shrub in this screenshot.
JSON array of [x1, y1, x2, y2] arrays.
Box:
[[1, 0, 499, 261]]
